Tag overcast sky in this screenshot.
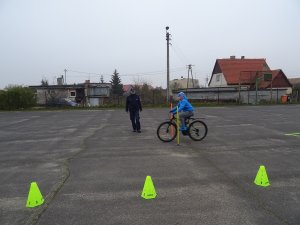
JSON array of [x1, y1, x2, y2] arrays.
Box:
[[0, 0, 299, 89]]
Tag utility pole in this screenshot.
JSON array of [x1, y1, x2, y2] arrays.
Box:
[[255, 72, 264, 105], [64, 69, 67, 84], [166, 26, 171, 103], [186, 64, 195, 94]]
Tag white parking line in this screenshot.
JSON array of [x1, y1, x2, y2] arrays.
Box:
[[216, 124, 253, 128], [10, 119, 30, 124]]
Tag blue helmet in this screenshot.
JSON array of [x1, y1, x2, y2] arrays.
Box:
[[178, 92, 186, 98]]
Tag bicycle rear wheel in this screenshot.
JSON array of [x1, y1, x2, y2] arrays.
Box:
[[157, 122, 177, 142], [188, 120, 208, 141]]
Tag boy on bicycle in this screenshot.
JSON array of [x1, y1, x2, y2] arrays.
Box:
[[170, 92, 194, 131]]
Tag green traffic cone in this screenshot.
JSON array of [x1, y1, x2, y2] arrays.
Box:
[[254, 165, 270, 187], [26, 182, 44, 208], [141, 176, 157, 199]]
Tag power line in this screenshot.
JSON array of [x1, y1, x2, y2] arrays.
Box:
[[68, 69, 102, 76], [66, 67, 187, 78], [120, 68, 186, 77], [170, 39, 191, 66], [170, 45, 188, 66]]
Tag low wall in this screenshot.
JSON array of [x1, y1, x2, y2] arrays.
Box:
[[176, 88, 289, 104]]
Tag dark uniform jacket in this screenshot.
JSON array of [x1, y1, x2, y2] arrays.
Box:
[[126, 94, 142, 112]]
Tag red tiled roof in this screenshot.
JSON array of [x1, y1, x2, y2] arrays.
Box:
[[260, 69, 292, 88], [259, 70, 280, 88], [215, 58, 269, 84], [123, 84, 133, 92]]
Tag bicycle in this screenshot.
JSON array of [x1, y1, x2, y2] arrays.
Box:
[[157, 114, 208, 142]]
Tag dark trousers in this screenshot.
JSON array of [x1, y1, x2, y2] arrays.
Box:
[[179, 111, 194, 127], [129, 110, 141, 131]]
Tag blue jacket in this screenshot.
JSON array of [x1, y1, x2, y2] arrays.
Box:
[[170, 95, 194, 113]]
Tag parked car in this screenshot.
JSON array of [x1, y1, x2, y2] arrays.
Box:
[[46, 98, 78, 107], [63, 98, 78, 107]]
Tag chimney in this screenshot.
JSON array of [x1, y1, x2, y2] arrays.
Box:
[[57, 75, 64, 85], [230, 56, 236, 59], [241, 56, 245, 59]]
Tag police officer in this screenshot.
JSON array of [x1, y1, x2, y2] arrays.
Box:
[[126, 88, 142, 133]]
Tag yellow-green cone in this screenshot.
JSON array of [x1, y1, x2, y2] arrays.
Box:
[[26, 182, 44, 208], [141, 176, 157, 199], [254, 165, 270, 187]]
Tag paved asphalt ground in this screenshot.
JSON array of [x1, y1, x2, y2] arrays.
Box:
[[0, 105, 300, 225]]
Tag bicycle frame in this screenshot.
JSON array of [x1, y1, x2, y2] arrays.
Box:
[[169, 114, 196, 127]]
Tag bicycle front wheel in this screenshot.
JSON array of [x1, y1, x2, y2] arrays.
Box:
[[188, 120, 208, 141], [157, 122, 177, 142]]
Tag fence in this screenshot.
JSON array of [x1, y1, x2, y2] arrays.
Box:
[[110, 89, 167, 106], [176, 87, 293, 104]]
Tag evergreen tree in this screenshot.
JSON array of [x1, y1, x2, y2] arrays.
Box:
[[110, 69, 123, 96], [41, 78, 49, 86]]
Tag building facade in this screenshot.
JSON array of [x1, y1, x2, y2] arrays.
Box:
[[30, 80, 111, 106], [170, 78, 200, 91], [208, 56, 292, 93]]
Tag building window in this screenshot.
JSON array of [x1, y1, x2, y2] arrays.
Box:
[[216, 74, 220, 82], [70, 91, 76, 97]]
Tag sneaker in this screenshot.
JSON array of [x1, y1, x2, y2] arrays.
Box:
[[181, 130, 188, 135], [137, 130, 141, 133]]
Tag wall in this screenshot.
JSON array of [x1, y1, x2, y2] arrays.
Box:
[[209, 73, 228, 87], [239, 89, 287, 104], [170, 78, 200, 90], [36, 89, 69, 105], [89, 87, 110, 96], [89, 98, 99, 106], [182, 88, 289, 104]]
